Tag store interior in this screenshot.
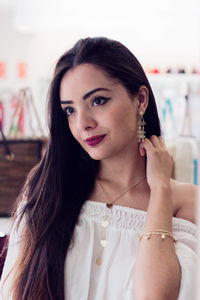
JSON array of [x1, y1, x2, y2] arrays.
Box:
[[0, 0, 200, 297]]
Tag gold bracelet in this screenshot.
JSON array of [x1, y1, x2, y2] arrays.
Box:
[[139, 231, 177, 243], [140, 229, 174, 236], [144, 229, 173, 234]]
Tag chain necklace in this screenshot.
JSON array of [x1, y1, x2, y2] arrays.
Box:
[[95, 175, 146, 265]]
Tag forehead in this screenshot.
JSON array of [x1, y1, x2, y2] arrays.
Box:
[[60, 63, 118, 98]]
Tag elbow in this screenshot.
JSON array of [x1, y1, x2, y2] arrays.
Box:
[[139, 296, 176, 300], [138, 292, 178, 300], [136, 288, 179, 300]]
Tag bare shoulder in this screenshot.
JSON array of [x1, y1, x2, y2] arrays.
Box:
[[170, 178, 199, 225]]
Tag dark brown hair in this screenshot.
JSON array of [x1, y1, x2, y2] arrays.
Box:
[[4, 36, 161, 300]]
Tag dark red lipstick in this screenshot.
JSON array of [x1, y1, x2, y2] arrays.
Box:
[[85, 135, 106, 146]]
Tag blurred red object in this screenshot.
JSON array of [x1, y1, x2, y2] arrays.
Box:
[[152, 68, 160, 74], [145, 68, 160, 74], [17, 62, 27, 79], [0, 62, 6, 78]]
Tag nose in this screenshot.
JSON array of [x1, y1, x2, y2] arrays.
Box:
[[76, 108, 97, 131]]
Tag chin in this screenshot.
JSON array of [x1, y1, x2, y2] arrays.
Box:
[[87, 153, 105, 161], [87, 149, 114, 161]]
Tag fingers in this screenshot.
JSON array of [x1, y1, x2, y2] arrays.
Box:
[[150, 135, 166, 149], [139, 135, 166, 157], [149, 135, 162, 149], [158, 136, 166, 148], [139, 137, 154, 157]]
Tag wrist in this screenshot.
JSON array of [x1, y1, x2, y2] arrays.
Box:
[[150, 179, 171, 192], [149, 181, 173, 209]]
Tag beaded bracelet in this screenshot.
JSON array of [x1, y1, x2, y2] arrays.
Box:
[[139, 230, 177, 243]]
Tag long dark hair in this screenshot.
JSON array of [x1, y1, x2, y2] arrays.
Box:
[[5, 36, 161, 300]]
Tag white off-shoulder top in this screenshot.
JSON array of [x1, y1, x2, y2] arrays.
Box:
[[0, 200, 198, 300]]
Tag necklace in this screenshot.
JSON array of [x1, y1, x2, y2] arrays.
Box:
[[95, 175, 146, 265]]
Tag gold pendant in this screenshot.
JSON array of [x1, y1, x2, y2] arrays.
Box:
[[144, 235, 151, 239], [101, 220, 109, 228], [100, 239, 107, 247], [161, 234, 166, 239], [96, 257, 102, 265]]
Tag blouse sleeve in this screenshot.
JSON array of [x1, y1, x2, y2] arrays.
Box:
[[0, 200, 26, 300], [121, 219, 198, 300], [173, 219, 198, 300]]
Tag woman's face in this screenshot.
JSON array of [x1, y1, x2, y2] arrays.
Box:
[[60, 63, 140, 160]]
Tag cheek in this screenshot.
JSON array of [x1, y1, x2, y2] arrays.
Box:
[[111, 107, 136, 136]]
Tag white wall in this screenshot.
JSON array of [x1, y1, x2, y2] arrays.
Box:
[[1, 0, 200, 74], [0, 0, 200, 135]]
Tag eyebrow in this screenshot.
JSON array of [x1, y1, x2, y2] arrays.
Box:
[[60, 87, 111, 104]]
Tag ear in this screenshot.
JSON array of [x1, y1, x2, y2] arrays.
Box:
[[136, 85, 149, 113]]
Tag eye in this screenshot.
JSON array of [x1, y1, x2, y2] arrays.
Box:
[[63, 96, 111, 117], [64, 106, 74, 117], [92, 96, 111, 106]]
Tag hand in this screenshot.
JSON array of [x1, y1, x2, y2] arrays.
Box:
[[139, 135, 173, 189]]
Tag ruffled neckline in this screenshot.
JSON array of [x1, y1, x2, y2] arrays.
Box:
[[79, 200, 198, 234]]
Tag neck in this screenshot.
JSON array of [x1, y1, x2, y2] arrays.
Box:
[[96, 145, 147, 190]]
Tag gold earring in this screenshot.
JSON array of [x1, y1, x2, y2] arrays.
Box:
[[137, 111, 146, 142]]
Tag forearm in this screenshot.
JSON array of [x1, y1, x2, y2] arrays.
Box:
[[133, 183, 181, 300]]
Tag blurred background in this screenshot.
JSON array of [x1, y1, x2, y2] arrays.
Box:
[[0, 0, 200, 296], [0, 0, 200, 140]]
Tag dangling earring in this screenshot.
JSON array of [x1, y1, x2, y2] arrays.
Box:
[[137, 111, 146, 142]]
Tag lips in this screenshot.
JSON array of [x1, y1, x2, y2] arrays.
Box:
[[85, 135, 106, 142], [85, 135, 106, 146]]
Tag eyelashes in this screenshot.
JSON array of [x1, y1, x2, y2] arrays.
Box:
[[64, 96, 111, 117]]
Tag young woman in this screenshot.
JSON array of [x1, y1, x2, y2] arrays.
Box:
[[0, 36, 198, 300]]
